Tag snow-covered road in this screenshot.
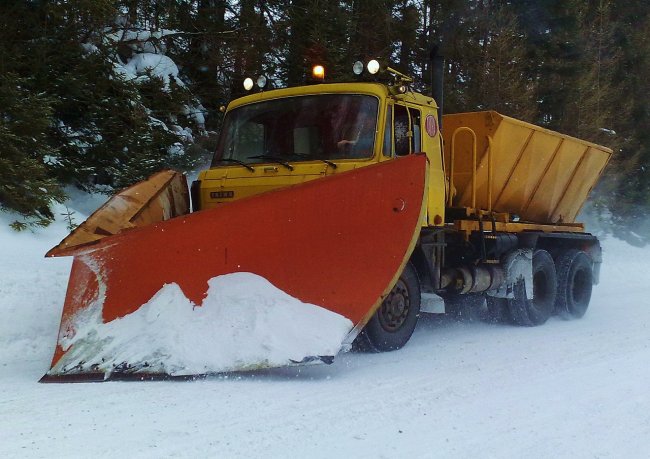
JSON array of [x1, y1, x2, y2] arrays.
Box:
[[1, 213, 648, 458]]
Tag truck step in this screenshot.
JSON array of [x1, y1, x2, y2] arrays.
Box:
[[421, 292, 445, 314]]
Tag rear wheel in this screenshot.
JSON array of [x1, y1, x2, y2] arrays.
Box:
[[508, 250, 557, 326], [555, 250, 593, 319], [353, 262, 420, 352]]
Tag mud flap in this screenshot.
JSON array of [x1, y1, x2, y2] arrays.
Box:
[[42, 155, 428, 381]]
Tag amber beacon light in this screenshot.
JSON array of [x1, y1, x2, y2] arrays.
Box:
[[312, 64, 325, 81]]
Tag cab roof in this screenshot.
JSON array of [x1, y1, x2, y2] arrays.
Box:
[[228, 82, 439, 111]]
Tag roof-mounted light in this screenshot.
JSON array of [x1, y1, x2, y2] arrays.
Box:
[[352, 61, 364, 75], [312, 65, 325, 81], [243, 77, 254, 91], [367, 59, 380, 75], [256, 75, 267, 89]]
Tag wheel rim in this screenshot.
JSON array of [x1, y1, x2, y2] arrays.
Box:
[[378, 279, 410, 332]]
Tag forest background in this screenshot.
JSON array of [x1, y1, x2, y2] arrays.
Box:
[[0, 0, 648, 245]]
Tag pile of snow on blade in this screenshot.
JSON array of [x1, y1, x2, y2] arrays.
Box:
[[51, 273, 353, 376]]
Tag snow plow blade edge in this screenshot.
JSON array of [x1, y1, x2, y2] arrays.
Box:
[[42, 155, 428, 382]]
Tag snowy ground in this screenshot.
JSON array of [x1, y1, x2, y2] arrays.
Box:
[[1, 202, 649, 458]]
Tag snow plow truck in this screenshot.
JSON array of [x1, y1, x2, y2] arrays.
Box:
[[41, 58, 612, 382]]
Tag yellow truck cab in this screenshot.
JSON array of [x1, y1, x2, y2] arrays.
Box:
[[194, 82, 446, 227]]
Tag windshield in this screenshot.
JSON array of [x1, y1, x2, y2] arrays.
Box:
[[212, 94, 379, 167]]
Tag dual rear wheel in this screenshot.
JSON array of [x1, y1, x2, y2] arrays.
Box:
[[507, 250, 557, 326], [488, 249, 594, 326]]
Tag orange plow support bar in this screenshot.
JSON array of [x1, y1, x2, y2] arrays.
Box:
[[42, 154, 428, 382]]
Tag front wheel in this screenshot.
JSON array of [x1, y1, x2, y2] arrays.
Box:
[[353, 262, 420, 352]]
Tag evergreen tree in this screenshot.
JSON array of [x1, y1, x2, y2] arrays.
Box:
[[599, 1, 650, 245], [279, 0, 351, 85], [461, 3, 537, 120], [395, 0, 421, 76], [425, 1, 536, 119], [0, 75, 66, 229], [0, 0, 206, 228], [173, 0, 231, 130], [347, 0, 395, 65]]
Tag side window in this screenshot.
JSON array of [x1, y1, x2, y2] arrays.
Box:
[[394, 105, 421, 156], [411, 109, 421, 152], [383, 105, 393, 157], [394, 105, 410, 156]]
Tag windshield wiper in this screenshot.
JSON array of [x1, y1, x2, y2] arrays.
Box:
[[288, 153, 337, 169], [247, 154, 294, 171], [215, 158, 255, 172]]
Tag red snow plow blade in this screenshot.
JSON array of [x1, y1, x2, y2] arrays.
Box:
[[41, 155, 428, 382]]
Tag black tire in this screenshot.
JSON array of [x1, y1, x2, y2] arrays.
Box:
[[555, 250, 593, 319], [353, 262, 420, 352], [508, 250, 557, 326], [485, 296, 512, 324], [444, 293, 486, 322]]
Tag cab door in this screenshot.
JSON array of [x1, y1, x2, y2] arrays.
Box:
[[386, 102, 445, 226]]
